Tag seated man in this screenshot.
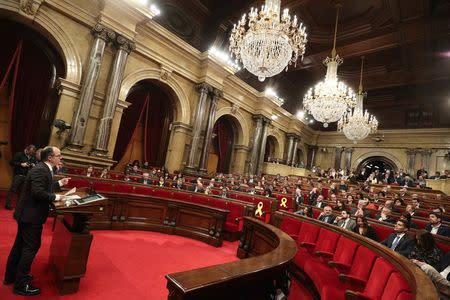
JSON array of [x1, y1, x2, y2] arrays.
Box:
[[85, 165, 94, 177], [317, 205, 335, 224], [334, 210, 356, 231], [405, 204, 416, 217], [399, 212, 418, 229], [172, 178, 184, 190], [139, 172, 151, 185], [219, 187, 228, 198], [426, 212, 450, 237], [350, 200, 370, 218], [375, 207, 396, 224], [190, 178, 204, 193], [312, 195, 325, 208], [381, 219, 415, 257]]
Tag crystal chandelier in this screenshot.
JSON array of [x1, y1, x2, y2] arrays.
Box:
[[302, 4, 356, 128], [229, 0, 307, 82], [338, 57, 378, 143]]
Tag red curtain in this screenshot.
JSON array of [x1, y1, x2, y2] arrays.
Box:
[[143, 87, 171, 167], [1, 21, 63, 153], [215, 118, 233, 173], [10, 38, 53, 153], [113, 88, 149, 162]]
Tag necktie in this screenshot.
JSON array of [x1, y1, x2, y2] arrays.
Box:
[[391, 235, 401, 250], [341, 220, 346, 228]]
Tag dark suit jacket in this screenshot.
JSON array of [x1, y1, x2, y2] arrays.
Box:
[[14, 163, 61, 225], [139, 179, 151, 185], [318, 214, 336, 224], [375, 214, 397, 224], [381, 233, 416, 257], [425, 224, 450, 237]]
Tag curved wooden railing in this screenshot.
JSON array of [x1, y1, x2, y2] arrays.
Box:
[[273, 211, 439, 300], [165, 217, 297, 299]]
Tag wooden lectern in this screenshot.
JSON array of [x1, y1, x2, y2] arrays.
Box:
[[48, 192, 106, 295]]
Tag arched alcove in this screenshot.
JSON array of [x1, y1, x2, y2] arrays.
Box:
[[114, 80, 174, 168], [356, 156, 398, 174], [209, 115, 238, 173]]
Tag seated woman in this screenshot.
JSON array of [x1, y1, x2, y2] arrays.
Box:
[[295, 206, 313, 218], [353, 216, 379, 241], [409, 230, 442, 271], [334, 200, 346, 212], [157, 176, 165, 187], [99, 168, 110, 179], [85, 165, 94, 177]]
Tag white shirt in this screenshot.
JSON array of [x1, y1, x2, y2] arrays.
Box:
[[431, 224, 441, 235], [44, 162, 63, 201]]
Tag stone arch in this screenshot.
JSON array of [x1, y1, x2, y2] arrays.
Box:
[[297, 143, 308, 164], [265, 135, 280, 161], [119, 68, 190, 124], [266, 129, 284, 158], [352, 151, 405, 172], [0, 5, 83, 83], [214, 108, 249, 147]]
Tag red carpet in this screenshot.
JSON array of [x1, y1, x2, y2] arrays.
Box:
[[0, 207, 239, 299]]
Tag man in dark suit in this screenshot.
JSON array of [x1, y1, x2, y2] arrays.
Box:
[[139, 172, 151, 185], [3, 146, 70, 296], [317, 205, 336, 224], [5, 145, 36, 210], [425, 212, 450, 237], [334, 210, 356, 231], [375, 207, 397, 224], [312, 195, 325, 208], [381, 219, 416, 257]]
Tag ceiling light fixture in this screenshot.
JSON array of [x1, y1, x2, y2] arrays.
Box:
[[337, 56, 378, 143], [229, 0, 307, 82], [302, 4, 356, 128]]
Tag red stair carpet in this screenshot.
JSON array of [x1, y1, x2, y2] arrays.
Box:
[[0, 207, 238, 299]]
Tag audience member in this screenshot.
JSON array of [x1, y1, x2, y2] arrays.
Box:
[[426, 212, 450, 237], [334, 210, 356, 231], [317, 205, 335, 224], [353, 216, 378, 241], [381, 219, 415, 257], [409, 230, 442, 271]]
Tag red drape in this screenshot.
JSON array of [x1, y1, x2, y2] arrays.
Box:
[[113, 89, 149, 162], [143, 87, 171, 167], [10, 38, 53, 153], [215, 119, 233, 173]]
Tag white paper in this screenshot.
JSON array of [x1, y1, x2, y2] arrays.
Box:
[[64, 187, 76, 196]]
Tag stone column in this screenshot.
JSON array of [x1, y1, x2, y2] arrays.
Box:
[[284, 134, 295, 165], [256, 117, 270, 176], [91, 35, 135, 156], [306, 145, 318, 169], [199, 88, 222, 173], [166, 122, 191, 173], [291, 136, 300, 165], [406, 149, 417, 176], [343, 147, 354, 171], [233, 145, 249, 174], [248, 115, 264, 175], [334, 147, 344, 169], [68, 23, 115, 149], [184, 83, 212, 172], [421, 149, 433, 173]]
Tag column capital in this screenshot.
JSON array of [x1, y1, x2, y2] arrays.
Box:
[[92, 23, 116, 42], [406, 148, 419, 155], [210, 88, 223, 100], [196, 82, 213, 94], [253, 114, 271, 124], [344, 147, 354, 153], [171, 121, 192, 133], [115, 35, 136, 53]]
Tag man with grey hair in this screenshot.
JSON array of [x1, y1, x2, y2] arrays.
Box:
[[4, 146, 70, 296]]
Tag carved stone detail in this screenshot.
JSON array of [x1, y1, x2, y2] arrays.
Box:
[[20, 0, 42, 16], [92, 23, 116, 42], [115, 35, 135, 53], [231, 104, 240, 115]]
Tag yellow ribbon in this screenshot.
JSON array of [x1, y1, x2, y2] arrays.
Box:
[[255, 201, 264, 217], [280, 197, 288, 208]]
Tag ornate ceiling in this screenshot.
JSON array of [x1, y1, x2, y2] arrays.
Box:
[[152, 0, 450, 130]]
